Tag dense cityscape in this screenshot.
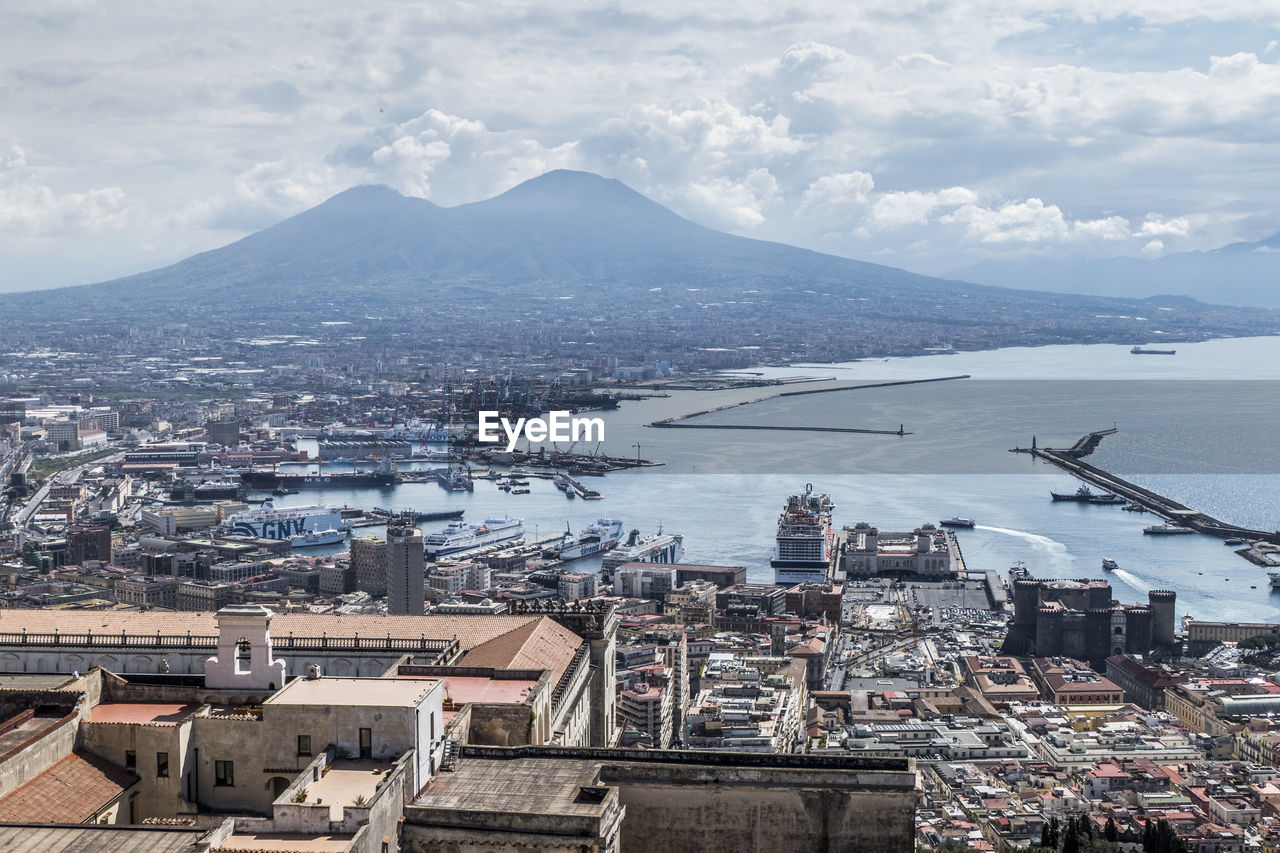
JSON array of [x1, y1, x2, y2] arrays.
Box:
[[0, 362, 1276, 852], [8, 1, 1280, 851]]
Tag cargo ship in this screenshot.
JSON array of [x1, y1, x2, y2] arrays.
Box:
[[424, 516, 524, 558], [771, 484, 835, 585], [224, 501, 351, 546], [1131, 346, 1176, 355], [548, 519, 624, 561], [240, 469, 396, 489]]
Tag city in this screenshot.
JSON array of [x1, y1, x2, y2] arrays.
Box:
[[5, 2, 1280, 852]]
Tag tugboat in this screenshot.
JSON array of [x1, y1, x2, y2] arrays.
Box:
[[1101, 557, 1119, 572], [939, 517, 976, 528]]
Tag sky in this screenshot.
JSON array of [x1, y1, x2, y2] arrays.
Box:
[[3, 0, 1280, 292]]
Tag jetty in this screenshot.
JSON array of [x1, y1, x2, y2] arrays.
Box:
[[646, 374, 969, 433], [1018, 430, 1280, 550]]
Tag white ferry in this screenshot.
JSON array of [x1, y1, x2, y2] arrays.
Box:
[[550, 519, 623, 561], [1143, 523, 1195, 535], [601, 529, 685, 572], [225, 501, 351, 546], [425, 516, 524, 557], [771, 484, 835, 585]]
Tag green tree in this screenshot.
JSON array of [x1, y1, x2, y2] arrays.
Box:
[[1104, 817, 1118, 843]]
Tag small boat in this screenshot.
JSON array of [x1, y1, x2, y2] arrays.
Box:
[[1101, 558, 1118, 572], [939, 517, 975, 528], [1224, 538, 1246, 546], [1144, 523, 1195, 535], [512, 488, 531, 495], [1121, 503, 1147, 512], [1087, 493, 1125, 505], [508, 479, 531, 487]]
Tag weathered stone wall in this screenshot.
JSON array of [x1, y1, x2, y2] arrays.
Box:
[[601, 762, 917, 853]]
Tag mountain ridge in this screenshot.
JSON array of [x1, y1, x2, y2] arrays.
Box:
[[0, 170, 1272, 363]]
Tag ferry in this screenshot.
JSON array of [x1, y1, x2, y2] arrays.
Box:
[[1008, 561, 1032, 582], [424, 516, 524, 557], [1102, 557, 1119, 572], [225, 501, 352, 546], [549, 519, 624, 561], [1269, 572, 1280, 590], [939, 517, 975, 528], [1143, 523, 1195, 535], [771, 484, 835, 585], [601, 529, 685, 574]]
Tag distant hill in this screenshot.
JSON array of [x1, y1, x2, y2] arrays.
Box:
[[952, 231, 1280, 308], [2, 170, 1274, 360]]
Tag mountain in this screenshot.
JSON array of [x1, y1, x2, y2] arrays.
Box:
[[1, 170, 1274, 362], [951, 231, 1280, 308]]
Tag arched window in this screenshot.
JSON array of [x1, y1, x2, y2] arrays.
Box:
[[235, 638, 252, 674]]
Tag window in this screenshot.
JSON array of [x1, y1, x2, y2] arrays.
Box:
[[157, 752, 169, 778], [125, 750, 136, 770], [214, 760, 234, 787], [297, 735, 312, 757]]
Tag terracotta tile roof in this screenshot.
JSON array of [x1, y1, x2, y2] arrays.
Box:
[[0, 610, 543, 651], [0, 751, 137, 823], [460, 617, 583, 683]]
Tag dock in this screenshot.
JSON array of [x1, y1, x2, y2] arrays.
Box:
[[1020, 430, 1280, 549]]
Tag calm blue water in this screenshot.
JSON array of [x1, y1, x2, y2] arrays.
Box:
[[276, 336, 1280, 625]]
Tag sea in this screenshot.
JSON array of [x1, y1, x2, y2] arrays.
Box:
[[270, 336, 1280, 625]]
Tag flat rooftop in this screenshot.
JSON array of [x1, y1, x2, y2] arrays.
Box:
[[427, 675, 538, 706], [265, 677, 437, 708], [0, 712, 68, 755], [216, 832, 352, 852], [415, 757, 605, 816], [304, 759, 393, 821], [87, 703, 202, 725]]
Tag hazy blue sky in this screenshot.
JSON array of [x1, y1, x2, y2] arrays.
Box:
[[3, 1, 1280, 291]]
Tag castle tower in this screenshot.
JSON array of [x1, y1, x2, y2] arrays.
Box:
[[1148, 590, 1177, 646]]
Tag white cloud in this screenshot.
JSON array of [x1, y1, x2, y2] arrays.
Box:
[[1143, 239, 1165, 255], [1138, 215, 1191, 238], [943, 199, 1130, 244], [798, 171, 874, 211], [871, 187, 978, 228]]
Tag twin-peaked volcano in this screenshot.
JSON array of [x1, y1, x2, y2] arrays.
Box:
[[1, 170, 1270, 357]]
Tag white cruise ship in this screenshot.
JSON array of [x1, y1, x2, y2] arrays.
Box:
[[601, 529, 684, 573], [771, 484, 835, 585], [225, 501, 350, 547], [550, 519, 624, 561], [425, 516, 524, 558]]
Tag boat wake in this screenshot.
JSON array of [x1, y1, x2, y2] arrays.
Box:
[[1112, 568, 1151, 593], [974, 525, 1072, 570]]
